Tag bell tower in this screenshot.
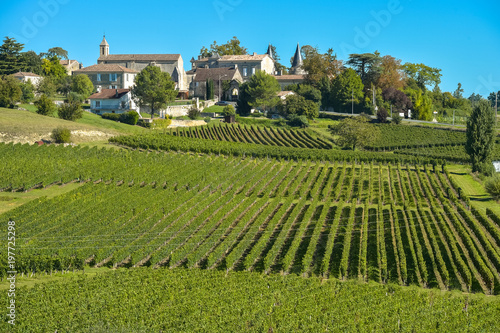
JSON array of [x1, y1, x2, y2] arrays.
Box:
[[100, 35, 109, 57]]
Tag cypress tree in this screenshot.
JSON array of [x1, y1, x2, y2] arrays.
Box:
[[465, 100, 495, 174]]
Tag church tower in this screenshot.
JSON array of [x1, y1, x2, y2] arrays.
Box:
[[290, 43, 306, 75], [100, 36, 109, 57], [266, 44, 273, 59]]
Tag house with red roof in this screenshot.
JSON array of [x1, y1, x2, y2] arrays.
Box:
[[88, 88, 137, 115]]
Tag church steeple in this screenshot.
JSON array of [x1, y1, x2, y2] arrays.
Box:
[[291, 43, 305, 75], [266, 44, 273, 59], [100, 35, 109, 57]]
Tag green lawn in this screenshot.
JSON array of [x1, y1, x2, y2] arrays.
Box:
[[203, 105, 225, 113], [0, 267, 112, 290], [446, 164, 500, 215], [0, 182, 83, 215]]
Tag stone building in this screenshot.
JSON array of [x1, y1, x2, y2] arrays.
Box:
[[11, 71, 42, 86], [60, 60, 82, 75], [190, 48, 274, 82], [187, 67, 243, 101], [73, 64, 138, 90], [96, 36, 187, 92]]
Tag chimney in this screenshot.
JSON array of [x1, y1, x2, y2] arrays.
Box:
[[198, 55, 201, 60], [115, 89, 118, 97], [96, 86, 101, 93], [253, 52, 257, 56]]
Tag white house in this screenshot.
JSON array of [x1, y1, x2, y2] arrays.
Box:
[[88, 88, 136, 115], [11, 71, 42, 86], [493, 161, 500, 173]]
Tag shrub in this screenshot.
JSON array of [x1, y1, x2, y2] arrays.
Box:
[[188, 107, 201, 120], [51, 127, 71, 143], [221, 105, 236, 117], [287, 114, 309, 128], [392, 114, 402, 124], [151, 118, 172, 129], [377, 107, 389, 123], [101, 113, 121, 121], [485, 175, 500, 200], [204, 117, 211, 124], [58, 102, 83, 121], [67, 92, 85, 103], [119, 111, 139, 125], [20, 81, 35, 103], [34, 94, 57, 116]]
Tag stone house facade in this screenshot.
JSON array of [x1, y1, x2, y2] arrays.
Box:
[[59, 60, 82, 75], [11, 72, 42, 86], [187, 67, 243, 101], [73, 64, 138, 90], [190, 52, 274, 82]]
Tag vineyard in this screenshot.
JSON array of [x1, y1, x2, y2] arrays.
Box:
[[3, 145, 500, 296], [109, 133, 430, 164], [1, 268, 499, 332], [365, 124, 467, 150], [168, 123, 332, 149], [395, 144, 500, 163]]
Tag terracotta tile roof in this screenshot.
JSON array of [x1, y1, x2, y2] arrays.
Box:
[[273, 74, 306, 80], [59, 59, 79, 66], [74, 64, 139, 73], [193, 68, 239, 82], [277, 91, 295, 97], [98, 54, 181, 62], [196, 54, 270, 62], [89, 89, 130, 100], [11, 71, 41, 77]]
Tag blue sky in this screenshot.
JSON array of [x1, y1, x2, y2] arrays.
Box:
[[1, 0, 499, 97]]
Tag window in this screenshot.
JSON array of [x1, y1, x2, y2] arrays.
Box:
[[97, 73, 101, 81], [252, 67, 256, 75], [110, 73, 117, 81], [95, 101, 101, 108], [243, 67, 248, 76], [195, 82, 199, 87]]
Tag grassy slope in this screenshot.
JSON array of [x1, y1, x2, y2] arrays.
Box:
[[0, 107, 147, 144], [446, 164, 500, 215], [0, 182, 83, 215]]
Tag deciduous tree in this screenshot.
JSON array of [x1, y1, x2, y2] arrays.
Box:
[[402, 63, 442, 90], [246, 71, 281, 112], [331, 68, 364, 113], [329, 116, 379, 150], [0, 76, 22, 108], [72, 74, 94, 99], [131, 65, 177, 119], [377, 55, 405, 91], [200, 36, 247, 57]]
